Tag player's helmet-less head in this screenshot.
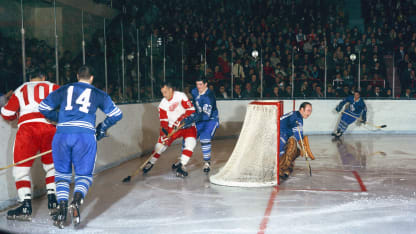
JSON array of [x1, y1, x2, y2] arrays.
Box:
[[160, 82, 175, 100], [299, 102, 312, 119], [195, 76, 208, 84], [77, 65, 94, 81], [28, 67, 46, 81]]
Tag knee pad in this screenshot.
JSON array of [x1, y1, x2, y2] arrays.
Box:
[[43, 163, 55, 178], [13, 166, 31, 182], [183, 137, 196, 151], [155, 143, 167, 154]]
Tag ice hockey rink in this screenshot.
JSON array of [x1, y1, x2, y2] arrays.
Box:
[[0, 134, 415, 234]]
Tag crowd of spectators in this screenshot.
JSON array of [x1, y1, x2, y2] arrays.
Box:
[[362, 0, 416, 98], [1, 0, 416, 101]]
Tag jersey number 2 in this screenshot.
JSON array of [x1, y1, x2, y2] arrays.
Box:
[[65, 86, 91, 113]]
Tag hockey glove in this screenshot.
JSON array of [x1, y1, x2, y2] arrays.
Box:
[[96, 122, 108, 141], [335, 106, 341, 112], [181, 116, 195, 129], [172, 119, 182, 129], [160, 135, 169, 145]]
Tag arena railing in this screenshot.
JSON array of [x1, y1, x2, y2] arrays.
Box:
[[0, 1, 408, 103]]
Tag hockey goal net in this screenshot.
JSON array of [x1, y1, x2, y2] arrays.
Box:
[[210, 101, 283, 187]]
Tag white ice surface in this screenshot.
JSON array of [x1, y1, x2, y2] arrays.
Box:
[[1, 135, 416, 234]]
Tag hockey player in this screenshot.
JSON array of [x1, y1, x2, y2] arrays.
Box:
[[1, 69, 59, 221], [190, 77, 219, 173], [279, 102, 315, 179], [142, 82, 197, 177], [333, 91, 367, 138], [39, 65, 122, 228]]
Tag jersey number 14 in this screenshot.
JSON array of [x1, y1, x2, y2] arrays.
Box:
[[65, 86, 92, 113]]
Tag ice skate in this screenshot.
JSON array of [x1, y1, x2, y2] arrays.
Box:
[[203, 161, 211, 173], [176, 163, 188, 177], [52, 200, 68, 229], [172, 160, 181, 170], [7, 199, 32, 221], [47, 192, 58, 215], [69, 192, 83, 227], [332, 129, 342, 139], [142, 162, 154, 174]]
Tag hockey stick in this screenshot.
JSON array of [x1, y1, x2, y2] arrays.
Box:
[[122, 123, 184, 183], [295, 121, 312, 176], [368, 151, 387, 157], [0, 149, 52, 171], [341, 111, 387, 129]]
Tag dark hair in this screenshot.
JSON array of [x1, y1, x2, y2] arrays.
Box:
[[195, 76, 208, 84], [28, 67, 46, 80], [299, 102, 312, 110], [77, 65, 94, 80], [160, 81, 175, 89]]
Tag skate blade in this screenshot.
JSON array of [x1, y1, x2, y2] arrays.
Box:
[[49, 208, 59, 216], [70, 205, 81, 227], [54, 221, 65, 229], [7, 215, 32, 221]]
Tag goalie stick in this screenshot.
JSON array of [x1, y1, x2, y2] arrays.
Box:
[[296, 121, 312, 176], [341, 111, 387, 129], [122, 123, 185, 183], [0, 149, 52, 171]]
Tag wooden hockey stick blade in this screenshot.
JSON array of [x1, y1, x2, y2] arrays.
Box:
[[122, 176, 132, 183], [122, 152, 155, 183], [378, 125, 387, 128], [121, 123, 185, 183], [0, 149, 52, 171]]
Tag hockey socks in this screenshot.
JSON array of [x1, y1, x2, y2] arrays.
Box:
[[55, 171, 71, 202], [74, 175, 93, 199], [200, 139, 212, 161]]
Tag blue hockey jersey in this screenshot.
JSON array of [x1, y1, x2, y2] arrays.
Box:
[[39, 82, 122, 134], [280, 111, 304, 141], [336, 95, 367, 121], [191, 88, 219, 122]]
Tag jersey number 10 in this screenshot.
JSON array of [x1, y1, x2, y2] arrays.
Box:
[[65, 86, 92, 113]]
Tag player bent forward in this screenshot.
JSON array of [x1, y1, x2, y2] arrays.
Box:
[[143, 82, 197, 177], [332, 91, 367, 138], [39, 65, 122, 228], [1, 69, 59, 221], [279, 102, 315, 180]]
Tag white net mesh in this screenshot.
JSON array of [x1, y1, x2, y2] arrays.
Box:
[[210, 102, 280, 187]]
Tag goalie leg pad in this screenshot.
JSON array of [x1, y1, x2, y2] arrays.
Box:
[[279, 137, 297, 172], [300, 136, 315, 160]]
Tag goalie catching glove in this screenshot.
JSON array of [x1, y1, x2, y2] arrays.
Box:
[[299, 135, 315, 160]]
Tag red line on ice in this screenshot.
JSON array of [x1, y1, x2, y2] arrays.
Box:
[[352, 171, 367, 192], [258, 186, 279, 234]]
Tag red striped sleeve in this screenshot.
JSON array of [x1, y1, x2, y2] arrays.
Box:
[[179, 99, 195, 121], [159, 107, 169, 129], [52, 84, 60, 91], [1, 94, 19, 120]]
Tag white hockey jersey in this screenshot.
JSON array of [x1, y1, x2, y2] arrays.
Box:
[[1, 81, 59, 127], [158, 91, 195, 130]]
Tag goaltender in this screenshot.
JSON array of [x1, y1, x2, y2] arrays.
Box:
[[279, 102, 315, 179]]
